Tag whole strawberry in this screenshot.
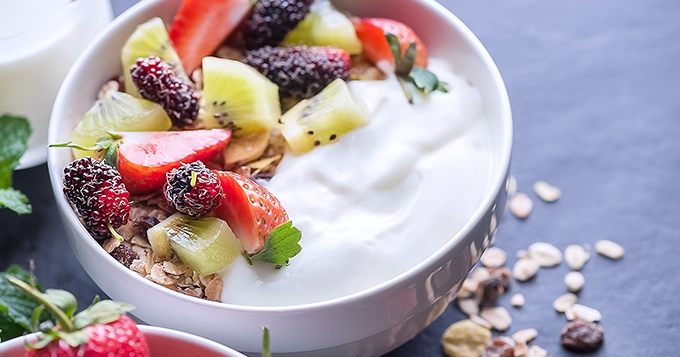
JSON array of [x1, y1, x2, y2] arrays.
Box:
[[5, 275, 149, 357], [244, 45, 350, 100], [62, 157, 130, 239]]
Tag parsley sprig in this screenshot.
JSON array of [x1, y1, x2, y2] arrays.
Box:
[[0, 115, 32, 215]]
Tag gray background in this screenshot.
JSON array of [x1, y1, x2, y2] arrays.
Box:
[[1, 0, 679, 355]]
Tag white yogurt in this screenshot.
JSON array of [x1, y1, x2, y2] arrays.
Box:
[[220, 59, 494, 306]]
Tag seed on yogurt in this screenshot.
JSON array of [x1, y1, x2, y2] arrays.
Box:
[[564, 244, 590, 270], [595, 239, 625, 260], [528, 242, 563, 267], [533, 180, 561, 202], [565, 271, 585, 292], [509, 192, 533, 219]]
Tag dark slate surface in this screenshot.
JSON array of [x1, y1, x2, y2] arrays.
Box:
[[2, 0, 679, 355]]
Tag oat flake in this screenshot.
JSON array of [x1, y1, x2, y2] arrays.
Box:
[[568, 304, 602, 322], [511, 328, 538, 344], [480, 246, 507, 268], [510, 293, 525, 308], [595, 239, 625, 260], [512, 258, 540, 282], [509, 192, 533, 219], [565, 271, 585, 292], [480, 306, 512, 331], [564, 244, 590, 270], [553, 293, 578, 313], [528, 242, 563, 267], [533, 180, 561, 202]]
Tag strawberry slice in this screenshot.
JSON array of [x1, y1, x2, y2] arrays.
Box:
[[354, 17, 428, 70], [169, 0, 253, 74], [116, 129, 231, 194], [213, 171, 289, 254]]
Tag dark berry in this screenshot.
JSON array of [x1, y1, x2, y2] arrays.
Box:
[[164, 161, 223, 217], [242, 0, 314, 49], [130, 55, 198, 128], [63, 157, 130, 239], [110, 244, 139, 268], [244, 46, 351, 100]]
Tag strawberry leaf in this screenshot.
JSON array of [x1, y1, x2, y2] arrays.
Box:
[[43, 290, 77, 319], [408, 66, 449, 94], [0, 266, 49, 341], [249, 222, 302, 266], [73, 300, 134, 329]]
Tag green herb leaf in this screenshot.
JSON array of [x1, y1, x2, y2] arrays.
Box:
[[0, 265, 49, 341], [0, 187, 32, 215], [249, 222, 302, 266], [409, 66, 449, 94], [0, 115, 31, 189]]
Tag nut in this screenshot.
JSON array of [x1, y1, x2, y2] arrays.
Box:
[[565, 271, 585, 292], [533, 180, 561, 202], [567, 304, 602, 322], [480, 306, 512, 331], [510, 293, 525, 308], [560, 320, 605, 352], [441, 319, 492, 357], [481, 246, 507, 268], [512, 258, 540, 281], [528, 242, 563, 267], [564, 244, 590, 270], [509, 192, 533, 219], [553, 293, 578, 313], [595, 239, 625, 260], [511, 328, 537, 345], [483, 336, 516, 357]]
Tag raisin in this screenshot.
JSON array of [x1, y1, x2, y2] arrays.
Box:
[[110, 245, 139, 268], [483, 336, 515, 357], [133, 216, 161, 235], [560, 320, 605, 352], [481, 267, 512, 305]]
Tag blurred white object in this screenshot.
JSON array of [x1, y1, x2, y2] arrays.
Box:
[[0, 0, 112, 169]]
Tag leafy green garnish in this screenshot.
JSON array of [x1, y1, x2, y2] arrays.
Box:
[[384, 33, 448, 103], [0, 265, 49, 342], [247, 222, 302, 266], [0, 115, 32, 215]]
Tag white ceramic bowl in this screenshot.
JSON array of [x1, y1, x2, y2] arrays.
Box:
[[0, 325, 245, 357], [48, 0, 512, 355]]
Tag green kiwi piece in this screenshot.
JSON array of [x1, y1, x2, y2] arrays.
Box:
[[120, 17, 188, 96], [280, 78, 370, 154], [283, 0, 363, 55], [148, 213, 243, 275], [69, 91, 172, 159], [202, 57, 281, 132]]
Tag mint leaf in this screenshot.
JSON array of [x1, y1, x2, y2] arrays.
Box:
[[249, 222, 302, 266], [0, 187, 32, 215], [409, 66, 448, 94], [0, 115, 31, 189], [0, 265, 48, 341]]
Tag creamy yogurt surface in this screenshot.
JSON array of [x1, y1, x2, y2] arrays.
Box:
[[220, 59, 495, 306]]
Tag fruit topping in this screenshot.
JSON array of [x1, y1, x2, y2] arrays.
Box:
[[283, 0, 363, 55], [164, 161, 223, 217], [244, 45, 351, 100], [354, 17, 429, 70], [68, 91, 172, 159], [6, 275, 149, 357], [130, 55, 199, 128], [169, 0, 253, 74], [213, 171, 301, 265], [147, 213, 242, 275], [201, 57, 281, 131], [279, 78, 370, 154], [121, 17, 188, 97], [62, 157, 130, 240], [222, 128, 271, 170], [242, 0, 314, 49]]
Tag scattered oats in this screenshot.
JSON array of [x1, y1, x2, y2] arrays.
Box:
[[145, 251, 154, 275], [161, 260, 188, 276], [148, 263, 176, 285], [513, 341, 528, 357], [512, 258, 540, 281], [199, 273, 215, 287], [131, 234, 151, 249], [567, 304, 602, 322], [441, 320, 491, 357], [180, 287, 203, 298], [565, 271, 585, 292], [511, 328, 538, 345], [480, 306, 512, 331], [595, 239, 624, 260], [553, 293, 578, 313], [457, 298, 480, 316], [484, 336, 516, 357], [509, 192, 533, 219], [481, 267, 512, 305], [102, 237, 121, 253], [130, 258, 146, 275], [97, 80, 119, 99], [471, 267, 491, 281], [507, 175, 518, 197], [510, 293, 525, 308], [528, 242, 563, 267], [131, 244, 147, 260], [516, 250, 529, 259], [564, 244, 590, 270], [564, 307, 577, 321], [470, 314, 494, 329], [205, 277, 224, 302], [526, 345, 548, 357], [191, 68, 203, 91], [481, 247, 507, 268], [533, 180, 561, 202], [458, 279, 480, 299]]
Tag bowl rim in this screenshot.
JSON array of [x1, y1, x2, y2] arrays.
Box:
[[48, 0, 512, 313]]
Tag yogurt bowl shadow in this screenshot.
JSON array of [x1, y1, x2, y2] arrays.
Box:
[[47, 0, 512, 355]]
